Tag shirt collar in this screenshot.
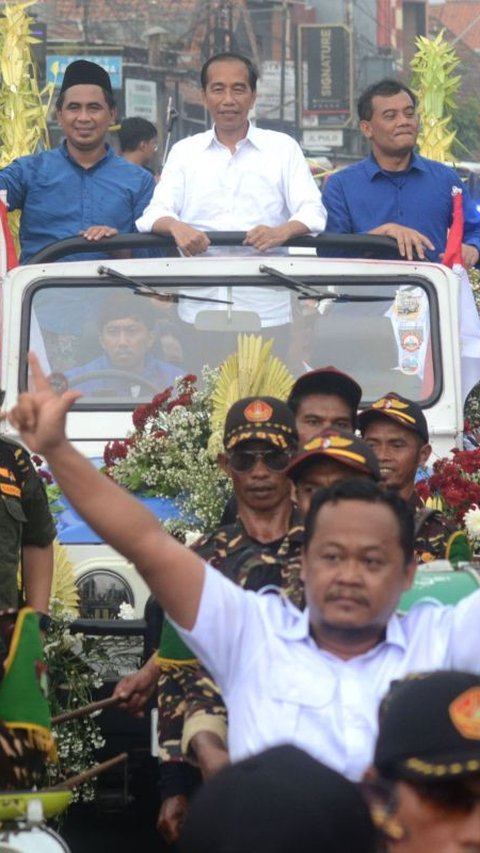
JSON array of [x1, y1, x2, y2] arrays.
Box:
[[274, 606, 407, 651], [203, 122, 262, 152], [59, 139, 113, 167], [217, 506, 303, 555], [365, 150, 427, 181]]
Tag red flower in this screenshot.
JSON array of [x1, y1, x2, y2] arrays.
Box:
[[418, 445, 480, 525], [104, 438, 133, 468], [151, 387, 173, 408], [415, 480, 430, 501], [132, 403, 153, 432]]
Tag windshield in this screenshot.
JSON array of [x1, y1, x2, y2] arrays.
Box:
[[26, 275, 438, 406]]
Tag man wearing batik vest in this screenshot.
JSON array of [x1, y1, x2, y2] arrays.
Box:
[[0, 437, 56, 613]]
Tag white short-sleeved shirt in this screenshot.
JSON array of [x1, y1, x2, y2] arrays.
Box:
[[173, 563, 480, 781]]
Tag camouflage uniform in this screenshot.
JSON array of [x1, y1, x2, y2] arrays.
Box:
[[156, 509, 304, 790], [0, 439, 56, 609], [410, 493, 461, 564]]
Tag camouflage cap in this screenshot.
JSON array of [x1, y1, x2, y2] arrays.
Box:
[[288, 367, 362, 414], [358, 392, 429, 443], [375, 671, 480, 781], [287, 428, 380, 483], [224, 397, 297, 451]]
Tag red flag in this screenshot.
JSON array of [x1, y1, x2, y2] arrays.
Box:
[[442, 186, 480, 401], [443, 186, 464, 268], [0, 197, 18, 277]]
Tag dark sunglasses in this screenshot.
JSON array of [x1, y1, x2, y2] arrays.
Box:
[[227, 448, 291, 472]]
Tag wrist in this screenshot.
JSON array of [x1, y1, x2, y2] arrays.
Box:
[[37, 612, 52, 632], [147, 655, 161, 677], [47, 437, 74, 463], [190, 730, 225, 760], [286, 220, 308, 240]]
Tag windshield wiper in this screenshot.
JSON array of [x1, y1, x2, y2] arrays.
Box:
[[259, 264, 322, 298], [259, 265, 393, 302], [97, 265, 233, 305]]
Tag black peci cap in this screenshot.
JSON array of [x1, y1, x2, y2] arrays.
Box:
[[60, 59, 113, 95], [179, 745, 377, 853]]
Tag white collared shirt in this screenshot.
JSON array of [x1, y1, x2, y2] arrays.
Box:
[[137, 125, 326, 327], [136, 124, 326, 236], [173, 563, 480, 781]]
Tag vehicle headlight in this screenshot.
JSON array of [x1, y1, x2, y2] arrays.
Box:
[[76, 570, 134, 619]]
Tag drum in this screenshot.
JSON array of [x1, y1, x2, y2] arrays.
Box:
[[0, 791, 72, 852], [0, 823, 71, 852]]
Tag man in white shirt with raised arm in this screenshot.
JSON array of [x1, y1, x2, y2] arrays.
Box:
[[136, 52, 326, 256], [10, 356, 480, 782]]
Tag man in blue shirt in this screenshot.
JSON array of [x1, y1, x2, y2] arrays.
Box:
[[0, 59, 155, 262], [322, 79, 480, 267], [66, 292, 181, 398]]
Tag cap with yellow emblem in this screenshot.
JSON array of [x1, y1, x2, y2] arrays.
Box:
[[223, 397, 297, 451], [374, 671, 480, 781], [286, 428, 380, 483], [358, 392, 429, 444]]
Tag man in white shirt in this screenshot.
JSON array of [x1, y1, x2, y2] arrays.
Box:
[[9, 356, 480, 782], [137, 52, 326, 343], [136, 51, 326, 256]]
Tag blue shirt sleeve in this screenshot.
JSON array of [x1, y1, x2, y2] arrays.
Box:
[[322, 173, 354, 234], [132, 170, 155, 228], [462, 185, 480, 254], [0, 158, 28, 211]]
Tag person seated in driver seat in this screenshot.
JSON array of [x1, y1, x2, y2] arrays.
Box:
[[67, 293, 181, 398]]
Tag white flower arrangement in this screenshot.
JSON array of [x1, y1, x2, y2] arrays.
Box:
[[118, 602, 135, 620], [45, 600, 108, 802], [464, 504, 480, 547]]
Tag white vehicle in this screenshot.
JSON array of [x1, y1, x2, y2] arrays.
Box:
[[0, 232, 470, 617]]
